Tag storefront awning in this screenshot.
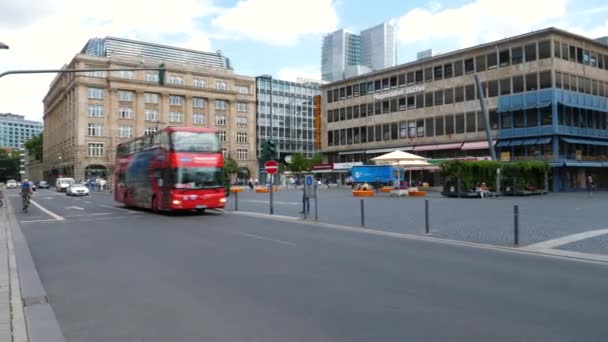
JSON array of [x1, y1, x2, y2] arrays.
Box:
[[337, 150, 365, 155], [366, 146, 414, 153], [561, 137, 608, 147], [497, 137, 552, 147], [461, 140, 496, 150], [311, 169, 336, 173], [414, 143, 463, 152]]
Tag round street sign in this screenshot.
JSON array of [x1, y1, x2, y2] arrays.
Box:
[[264, 160, 279, 175]]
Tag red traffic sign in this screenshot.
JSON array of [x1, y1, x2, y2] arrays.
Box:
[[264, 160, 279, 174]]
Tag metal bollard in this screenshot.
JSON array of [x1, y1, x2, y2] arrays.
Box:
[[234, 191, 238, 211], [513, 204, 519, 245], [360, 199, 365, 227], [425, 199, 430, 234]]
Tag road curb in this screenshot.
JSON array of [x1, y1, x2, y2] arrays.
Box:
[[227, 210, 608, 265], [5, 199, 66, 342]]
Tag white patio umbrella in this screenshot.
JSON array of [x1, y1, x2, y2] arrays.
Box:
[[371, 150, 427, 185], [391, 160, 433, 185], [371, 150, 426, 163]]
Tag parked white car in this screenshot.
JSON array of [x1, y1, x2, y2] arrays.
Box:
[[6, 180, 17, 189], [66, 183, 90, 196]]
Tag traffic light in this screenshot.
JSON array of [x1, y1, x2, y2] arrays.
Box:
[[158, 63, 166, 86], [260, 140, 277, 163]]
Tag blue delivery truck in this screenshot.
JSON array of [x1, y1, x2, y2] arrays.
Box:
[[350, 165, 400, 185]]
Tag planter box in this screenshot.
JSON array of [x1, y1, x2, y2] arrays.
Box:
[[408, 191, 427, 197], [255, 186, 278, 193], [380, 186, 394, 193], [352, 190, 374, 197], [230, 187, 244, 193]]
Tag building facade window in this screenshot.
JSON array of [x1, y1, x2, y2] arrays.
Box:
[[118, 70, 133, 79], [144, 127, 157, 135], [88, 143, 104, 157], [88, 70, 105, 78], [192, 97, 205, 108], [87, 123, 104, 136], [169, 75, 184, 85], [236, 85, 249, 94], [237, 117, 248, 128], [237, 102, 248, 112], [169, 111, 184, 123], [215, 100, 227, 110], [145, 109, 158, 122], [215, 115, 226, 126], [193, 113, 205, 124], [221, 148, 228, 158], [118, 107, 133, 119], [118, 125, 133, 138], [236, 132, 247, 144], [237, 148, 248, 160], [88, 104, 104, 117], [169, 95, 184, 105], [144, 92, 159, 104], [218, 130, 227, 142], [88, 87, 104, 99], [193, 79, 206, 87], [144, 72, 159, 82], [118, 90, 134, 102], [216, 81, 227, 90]]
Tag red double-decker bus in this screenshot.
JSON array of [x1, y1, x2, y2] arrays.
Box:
[[114, 127, 226, 212]]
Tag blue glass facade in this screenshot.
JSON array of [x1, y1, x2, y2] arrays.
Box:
[[497, 89, 608, 191], [0, 113, 42, 149]]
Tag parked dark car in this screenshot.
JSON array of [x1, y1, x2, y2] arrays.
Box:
[[37, 181, 50, 189]]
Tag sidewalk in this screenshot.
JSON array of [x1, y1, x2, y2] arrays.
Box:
[[0, 200, 27, 342], [1, 198, 65, 342]]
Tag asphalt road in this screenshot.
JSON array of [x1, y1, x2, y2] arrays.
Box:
[[6, 189, 608, 341]]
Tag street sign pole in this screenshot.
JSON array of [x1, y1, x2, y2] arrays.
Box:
[[269, 174, 274, 215], [264, 160, 278, 216]]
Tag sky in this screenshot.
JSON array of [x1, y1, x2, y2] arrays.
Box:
[[1, 0, 608, 121]]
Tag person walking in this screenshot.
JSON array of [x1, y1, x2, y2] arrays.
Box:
[[300, 187, 310, 215], [587, 174, 594, 198]]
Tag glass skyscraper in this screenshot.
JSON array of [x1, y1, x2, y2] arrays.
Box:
[[256, 76, 321, 160], [0, 113, 42, 149], [321, 23, 396, 82]]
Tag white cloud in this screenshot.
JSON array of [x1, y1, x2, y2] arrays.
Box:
[[397, 0, 567, 48], [211, 0, 338, 45], [0, 0, 217, 121], [277, 66, 321, 82]]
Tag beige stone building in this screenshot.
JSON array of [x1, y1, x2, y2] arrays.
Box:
[[43, 37, 257, 183], [321, 27, 608, 191]]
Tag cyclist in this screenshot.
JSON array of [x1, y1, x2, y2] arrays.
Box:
[[20, 179, 33, 212]]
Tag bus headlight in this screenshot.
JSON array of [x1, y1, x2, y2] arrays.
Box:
[[172, 200, 182, 205], [219, 198, 226, 203]]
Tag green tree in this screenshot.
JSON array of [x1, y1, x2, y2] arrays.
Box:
[[287, 153, 309, 173], [24, 133, 43, 161], [224, 157, 240, 178]]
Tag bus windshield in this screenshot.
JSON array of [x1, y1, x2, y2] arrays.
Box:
[[171, 131, 220, 152], [173, 167, 223, 189]]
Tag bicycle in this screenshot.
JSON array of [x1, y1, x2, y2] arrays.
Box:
[[21, 192, 31, 213]]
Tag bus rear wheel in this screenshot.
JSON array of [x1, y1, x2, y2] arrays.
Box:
[[151, 196, 160, 214]]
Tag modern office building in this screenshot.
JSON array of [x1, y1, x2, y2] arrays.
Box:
[[0, 113, 42, 149], [43, 36, 257, 183], [255, 76, 321, 161], [360, 22, 397, 71], [417, 49, 434, 61], [321, 27, 608, 191], [321, 22, 396, 82]]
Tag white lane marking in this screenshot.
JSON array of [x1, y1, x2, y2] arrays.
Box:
[[63, 213, 113, 218], [20, 219, 62, 223], [65, 206, 84, 211], [77, 216, 129, 222], [243, 199, 299, 206], [29, 199, 65, 221], [524, 228, 608, 250], [84, 201, 92, 204], [231, 231, 296, 246], [99, 204, 138, 213]]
